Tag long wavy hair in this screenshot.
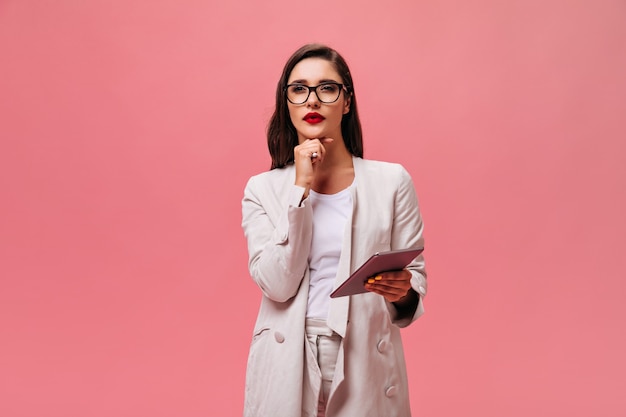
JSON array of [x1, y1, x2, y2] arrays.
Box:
[[267, 44, 363, 169]]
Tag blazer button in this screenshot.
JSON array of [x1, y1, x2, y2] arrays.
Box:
[[385, 385, 397, 398], [377, 339, 388, 353], [274, 331, 285, 343]]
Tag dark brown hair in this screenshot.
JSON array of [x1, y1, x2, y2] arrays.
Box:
[[267, 44, 363, 169]]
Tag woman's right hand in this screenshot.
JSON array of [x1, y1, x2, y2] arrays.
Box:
[[294, 138, 334, 194]]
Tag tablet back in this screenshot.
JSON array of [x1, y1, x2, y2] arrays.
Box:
[[330, 247, 424, 298]]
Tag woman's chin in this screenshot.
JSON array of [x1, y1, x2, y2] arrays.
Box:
[[298, 127, 326, 140]]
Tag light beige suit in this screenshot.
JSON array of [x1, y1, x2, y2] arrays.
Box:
[[242, 156, 427, 417]]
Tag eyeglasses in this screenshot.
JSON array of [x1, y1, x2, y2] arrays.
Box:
[[285, 82, 348, 104]]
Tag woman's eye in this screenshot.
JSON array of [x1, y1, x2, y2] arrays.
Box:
[[320, 84, 339, 92], [290, 85, 307, 94]]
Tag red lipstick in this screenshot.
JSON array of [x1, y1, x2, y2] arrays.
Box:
[[304, 112, 325, 124]]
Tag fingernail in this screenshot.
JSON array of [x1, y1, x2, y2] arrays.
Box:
[[375, 275, 382, 281], [367, 278, 375, 284]]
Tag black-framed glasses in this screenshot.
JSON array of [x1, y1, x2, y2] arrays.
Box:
[[285, 82, 348, 104]]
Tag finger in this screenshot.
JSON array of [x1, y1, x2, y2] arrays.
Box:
[[311, 144, 323, 161], [365, 277, 410, 290], [368, 281, 410, 293], [298, 140, 323, 158], [304, 137, 333, 144], [365, 279, 411, 294], [296, 141, 321, 159], [375, 277, 412, 286], [370, 275, 407, 282], [373, 270, 412, 281], [295, 149, 315, 164], [364, 284, 406, 302]]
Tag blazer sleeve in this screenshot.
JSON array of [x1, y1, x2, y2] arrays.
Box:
[[387, 166, 427, 327], [242, 175, 313, 302]]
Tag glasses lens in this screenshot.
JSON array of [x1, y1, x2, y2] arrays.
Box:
[[286, 84, 309, 104], [316, 83, 341, 103]]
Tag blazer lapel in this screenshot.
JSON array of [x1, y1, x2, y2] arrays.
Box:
[[326, 181, 354, 338]]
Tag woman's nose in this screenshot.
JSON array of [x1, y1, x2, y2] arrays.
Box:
[[306, 89, 321, 107]]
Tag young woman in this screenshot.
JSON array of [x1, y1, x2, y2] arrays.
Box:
[[241, 44, 427, 417]]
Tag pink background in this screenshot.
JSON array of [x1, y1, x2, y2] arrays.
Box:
[[1, 1, 625, 416]]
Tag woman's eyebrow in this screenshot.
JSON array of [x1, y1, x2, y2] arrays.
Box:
[[288, 78, 340, 85]]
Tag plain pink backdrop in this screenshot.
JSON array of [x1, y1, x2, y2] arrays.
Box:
[[1, 1, 625, 416]]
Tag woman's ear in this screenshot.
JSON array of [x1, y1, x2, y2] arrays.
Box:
[[343, 95, 351, 115]]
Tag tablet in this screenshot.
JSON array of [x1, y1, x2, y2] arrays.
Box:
[[330, 247, 424, 298]]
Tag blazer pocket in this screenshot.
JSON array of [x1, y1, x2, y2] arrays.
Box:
[[272, 228, 289, 245], [251, 327, 270, 346]]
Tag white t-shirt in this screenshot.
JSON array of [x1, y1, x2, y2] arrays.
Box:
[[306, 185, 353, 319]]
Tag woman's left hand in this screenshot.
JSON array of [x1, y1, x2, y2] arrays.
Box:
[[364, 269, 413, 303]]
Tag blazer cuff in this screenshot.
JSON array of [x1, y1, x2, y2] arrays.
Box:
[[288, 185, 308, 208], [388, 271, 426, 327]]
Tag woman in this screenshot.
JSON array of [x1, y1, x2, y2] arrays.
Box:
[[241, 44, 427, 417]]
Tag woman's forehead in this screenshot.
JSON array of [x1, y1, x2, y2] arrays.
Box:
[[288, 57, 341, 84]]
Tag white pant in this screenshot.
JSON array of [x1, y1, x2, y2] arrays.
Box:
[[305, 319, 341, 417]]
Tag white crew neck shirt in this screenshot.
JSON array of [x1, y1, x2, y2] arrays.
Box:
[[306, 184, 354, 319]]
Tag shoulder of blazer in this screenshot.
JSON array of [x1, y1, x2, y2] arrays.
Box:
[[353, 157, 410, 184], [245, 165, 296, 191]]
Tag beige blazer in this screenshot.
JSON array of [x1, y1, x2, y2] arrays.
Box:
[[242, 156, 427, 417]]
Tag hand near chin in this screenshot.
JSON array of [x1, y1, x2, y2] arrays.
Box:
[[294, 138, 334, 190], [364, 269, 413, 303]]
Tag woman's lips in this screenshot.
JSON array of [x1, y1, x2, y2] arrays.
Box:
[[304, 112, 325, 124]]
